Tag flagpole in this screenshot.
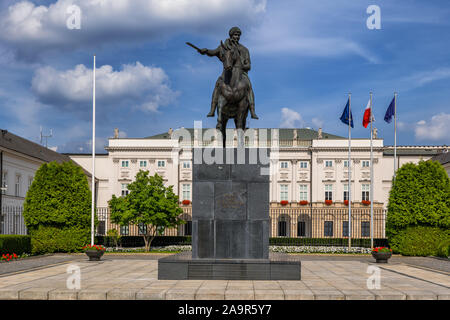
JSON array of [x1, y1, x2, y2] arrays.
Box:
[[394, 92, 398, 179], [91, 55, 96, 246], [370, 92, 374, 249], [348, 93, 352, 251]]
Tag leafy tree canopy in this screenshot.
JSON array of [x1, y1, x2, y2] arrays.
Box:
[[108, 171, 184, 250], [386, 160, 450, 238]]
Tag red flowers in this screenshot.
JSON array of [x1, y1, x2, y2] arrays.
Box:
[[1, 253, 18, 262], [362, 200, 371, 206], [344, 200, 349, 206], [82, 244, 106, 252], [325, 200, 333, 205], [372, 247, 392, 253], [280, 200, 289, 206], [182, 200, 191, 205], [299, 200, 308, 205]]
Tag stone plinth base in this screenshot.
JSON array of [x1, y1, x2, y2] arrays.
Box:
[[158, 252, 301, 280]]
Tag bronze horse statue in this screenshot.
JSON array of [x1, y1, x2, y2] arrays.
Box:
[[215, 40, 250, 146]]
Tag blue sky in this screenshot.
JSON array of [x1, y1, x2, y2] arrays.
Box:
[[0, 0, 449, 153]]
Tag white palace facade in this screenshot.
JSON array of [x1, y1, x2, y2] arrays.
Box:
[[69, 128, 448, 239]]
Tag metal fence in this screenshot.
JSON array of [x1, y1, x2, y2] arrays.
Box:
[[0, 206, 27, 235], [96, 206, 387, 247]]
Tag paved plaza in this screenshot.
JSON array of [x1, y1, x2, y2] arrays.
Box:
[[0, 254, 448, 300]]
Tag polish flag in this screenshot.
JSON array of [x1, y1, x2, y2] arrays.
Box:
[[362, 100, 372, 128]]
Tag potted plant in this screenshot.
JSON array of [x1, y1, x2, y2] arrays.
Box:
[[182, 199, 191, 205], [344, 200, 349, 206], [362, 200, 371, 206], [280, 200, 289, 206], [83, 244, 106, 261], [371, 247, 392, 263], [299, 200, 308, 205], [325, 200, 332, 206]]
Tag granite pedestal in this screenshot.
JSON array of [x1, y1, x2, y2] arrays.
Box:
[[159, 147, 301, 280]]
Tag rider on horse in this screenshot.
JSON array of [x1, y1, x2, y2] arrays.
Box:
[[198, 27, 258, 120]]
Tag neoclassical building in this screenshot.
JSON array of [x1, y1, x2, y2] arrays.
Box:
[[69, 127, 447, 240]]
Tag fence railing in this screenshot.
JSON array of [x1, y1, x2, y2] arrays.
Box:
[[96, 206, 387, 247], [0, 206, 27, 235]]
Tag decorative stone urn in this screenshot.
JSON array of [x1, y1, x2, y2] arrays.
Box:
[[85, 250, 104, 261], [371, 251, 392, 263]]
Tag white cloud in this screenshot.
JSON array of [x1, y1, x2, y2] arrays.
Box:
[[415, 113, 450, 141], [31, 62, 178, 113], [280, 107, 304, 128], [0, 0, 266, 59], [405, 68, 450, 88]]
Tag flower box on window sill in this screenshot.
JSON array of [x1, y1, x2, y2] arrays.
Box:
[[325, 200, 333, 206], [299, 200, 308, 206], [344, 200, 349, 206], [280, 200, 289, 206], [362, 200, 371, 206], [182, 200, 191, 205]]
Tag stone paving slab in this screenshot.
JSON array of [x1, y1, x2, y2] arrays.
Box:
[[0, 257, 448, 300]]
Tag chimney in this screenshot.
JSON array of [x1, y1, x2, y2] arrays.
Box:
[[114, 128, 119, 139], [318, 128, 323, 139]]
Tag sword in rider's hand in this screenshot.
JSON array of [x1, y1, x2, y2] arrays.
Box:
[[186, 42, 203, 53]]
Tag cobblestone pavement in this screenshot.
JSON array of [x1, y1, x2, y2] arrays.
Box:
[[0, 254, 448, 300]]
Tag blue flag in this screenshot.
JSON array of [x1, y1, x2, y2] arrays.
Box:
[[340, 99, 354, 128], [384, 97, 395, 123]]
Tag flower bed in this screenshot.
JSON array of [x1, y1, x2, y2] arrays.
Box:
[[1, 253, 18, 262], [270, 245, 372, 254], [325, 200, 333, 205], [182, 200, 191, 205], [372, 246, 392, 253], [299, 200, 308, 205], [280, 200, 289, 206], [82, 244, 106, 252], [362, 200, 371, 206]]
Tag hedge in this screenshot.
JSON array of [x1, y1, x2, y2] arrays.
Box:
[[95, 236, 387, 248], [388, 226, 449, 257], [0, 235, 32, 255]]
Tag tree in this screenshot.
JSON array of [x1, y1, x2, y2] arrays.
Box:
[[386, 160, 450, 255], [23, 161, 93, 254], [386, 160, 450, 237], [108, 171, 184, 251]]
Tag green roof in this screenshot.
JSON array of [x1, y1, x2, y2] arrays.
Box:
[[145, 128, 344, 140]]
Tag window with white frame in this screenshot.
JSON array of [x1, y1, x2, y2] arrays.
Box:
[[157, 160, 166, 168], [139, 160, 147, 168], [344, 160, 350, 168], [300, 161, 308, 169], [121, 160, 129, 168], [280, 184, 289, 201], [325, 160, 333, 168], [343, 184, 349, 201], [299, 184, 308, 201], [183, 161, 190, 169], [182, 184, 191, 200], [362, 184, 370, 201], [280, 161, 289, 169], [121, 183, 129, 196], [15, 175, 21, 197], [325, 184, 333, 201], [362, 160, 370, 168], [2, 171, 7, 195]]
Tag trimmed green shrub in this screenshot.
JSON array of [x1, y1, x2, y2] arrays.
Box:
[[386, 160, 450, 239], [23, 161, 94, 254], [389, 226, 450, 256], [0, 235, 31, 255]]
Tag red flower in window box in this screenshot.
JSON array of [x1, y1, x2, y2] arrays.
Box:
[[344, 200, 349, 206], [325, 200, 333, 205], [182, 200, 191, 205], [280, 200, 289, 206], [362, 200, 370, 206], [299, 200, 308, 205]]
